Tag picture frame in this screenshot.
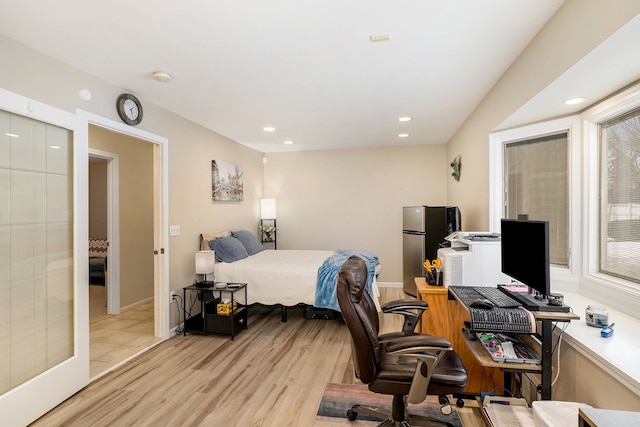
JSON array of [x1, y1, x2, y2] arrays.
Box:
[[212, 160, 243, 201]]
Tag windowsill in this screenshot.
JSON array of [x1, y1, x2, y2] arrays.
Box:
[[556, 290, 640, 396]]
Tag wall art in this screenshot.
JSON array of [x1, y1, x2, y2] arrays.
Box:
[[212, 160, 243, 201]]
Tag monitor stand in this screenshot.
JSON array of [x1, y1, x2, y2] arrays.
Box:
[[498, 285, 570, 313]]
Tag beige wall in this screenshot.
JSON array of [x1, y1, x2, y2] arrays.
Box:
[[264, 145, 447, 282], [0, 35, 264, 302], [550, 344, 640, 411], [88, 159, 107, 239], [446, 0, 640, 231], [3, 2, 640, 409], [89, 126, 154, 306]]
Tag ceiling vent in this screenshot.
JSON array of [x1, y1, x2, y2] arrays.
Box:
[[370, 33, 390, 42]]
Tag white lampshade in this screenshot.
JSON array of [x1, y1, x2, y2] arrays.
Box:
[[260, 198, 277, 219], [195, 250, 216, 274]]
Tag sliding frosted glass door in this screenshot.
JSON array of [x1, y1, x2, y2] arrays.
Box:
[[0, 111, 74, 396]]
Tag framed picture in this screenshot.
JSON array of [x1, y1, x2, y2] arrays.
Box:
[[211, 160, 243, 201]]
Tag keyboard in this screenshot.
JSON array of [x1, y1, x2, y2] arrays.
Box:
[[449, 286, 521, 308], [449, 286, 535, 334], [475, 287, 522, 308], [469, 308, 535, 333]]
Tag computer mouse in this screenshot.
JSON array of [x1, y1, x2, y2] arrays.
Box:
[[470, 298, 495, 309], [601, 325, 614, 338]]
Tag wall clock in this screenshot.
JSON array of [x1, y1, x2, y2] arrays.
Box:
[[116, 93, 143, 126]]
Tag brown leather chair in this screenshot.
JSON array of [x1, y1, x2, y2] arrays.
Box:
[[337, 255, 468, 426]]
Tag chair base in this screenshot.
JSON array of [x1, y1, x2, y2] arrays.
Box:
[[346, 395, 456, 427]]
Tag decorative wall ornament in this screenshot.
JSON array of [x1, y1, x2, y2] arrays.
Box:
[[211, 160, 243, 201], [451, 155, 461, 181]]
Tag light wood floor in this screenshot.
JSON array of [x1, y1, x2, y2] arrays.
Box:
[[34, 287, 485, 426]]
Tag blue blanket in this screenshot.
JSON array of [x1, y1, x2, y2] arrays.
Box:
[[314, 250, 379, 312]]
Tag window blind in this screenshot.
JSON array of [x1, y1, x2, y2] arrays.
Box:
[[600, 108, 640, 282], [505, 132, 568, 266]]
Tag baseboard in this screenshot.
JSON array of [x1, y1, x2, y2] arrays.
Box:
[[121, 296, 154, 312], [378, 281, 402, 288], [169, 323, 181, 337]]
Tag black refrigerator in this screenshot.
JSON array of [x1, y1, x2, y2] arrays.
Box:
[[402, 206, 461, 296]]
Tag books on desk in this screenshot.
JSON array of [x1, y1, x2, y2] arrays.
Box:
[[482, 396, 534, 427]]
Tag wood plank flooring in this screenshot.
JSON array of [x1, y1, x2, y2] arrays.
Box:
[[32, 288, 485, 427]]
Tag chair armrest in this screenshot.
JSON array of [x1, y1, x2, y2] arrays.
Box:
[[381, 299, 429, 335], [384, 335, 456, 404], [381, 299, 429, 313], [384, 334, 452, 353]]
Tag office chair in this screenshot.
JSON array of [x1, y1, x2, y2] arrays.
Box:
[[337, 255, 468, 426]]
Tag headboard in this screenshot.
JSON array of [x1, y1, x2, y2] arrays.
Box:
[[199, 230, 232, 251]]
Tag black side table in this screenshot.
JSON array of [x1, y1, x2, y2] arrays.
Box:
[[183, 282, 248, 339]]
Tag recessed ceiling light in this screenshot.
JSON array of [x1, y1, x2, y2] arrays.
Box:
[[263, 126, 276, 132], [5, 133, 19, 138], [563, 97, 585, 105], [283, 140, 294, 145], [152, 71, 172, 83], [398, 133, 409, 138], [49, 145, 61, 149], [398, 116, 412, 122]]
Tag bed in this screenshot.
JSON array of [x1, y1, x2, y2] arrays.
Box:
[[89, 238, 108, 285], [201, 231, 381, 321]]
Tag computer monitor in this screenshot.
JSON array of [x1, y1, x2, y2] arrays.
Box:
[[500, 218, 550, 298]]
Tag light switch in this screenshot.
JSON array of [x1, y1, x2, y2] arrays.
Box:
[[169, 225, 180, 236]]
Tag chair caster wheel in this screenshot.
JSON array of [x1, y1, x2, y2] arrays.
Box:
[[438, 396, 448, 405], [347, 409, 357, 421], [456, 398, 465, 407]]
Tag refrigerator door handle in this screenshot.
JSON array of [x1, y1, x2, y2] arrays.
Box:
[[402, 230, 426, 235]]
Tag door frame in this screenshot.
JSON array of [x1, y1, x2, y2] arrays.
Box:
[[78, 110, 170, 340], [88, 149, 120, 315]]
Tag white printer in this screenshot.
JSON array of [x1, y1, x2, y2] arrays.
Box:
[[437, 232, 510, 287]]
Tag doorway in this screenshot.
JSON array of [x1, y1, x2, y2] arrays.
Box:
[[88, 125, 161, 377]]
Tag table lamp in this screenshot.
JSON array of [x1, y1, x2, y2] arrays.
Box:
[[260, 198, 276, 220], [195, 250, 216, 287]]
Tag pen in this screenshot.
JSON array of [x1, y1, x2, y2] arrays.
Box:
[[489, 400, 510, 405]]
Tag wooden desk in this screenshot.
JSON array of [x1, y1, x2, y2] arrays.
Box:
[[579, 407, 640, 426], [414, 278, 451, 340], [447, 286, 579, 400], [415, 278, 503, 394]]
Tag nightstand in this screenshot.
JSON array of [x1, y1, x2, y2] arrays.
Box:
[[183, 282, 248, 339]]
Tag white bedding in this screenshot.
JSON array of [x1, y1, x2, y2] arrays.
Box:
[[213, 249, 381, 309]]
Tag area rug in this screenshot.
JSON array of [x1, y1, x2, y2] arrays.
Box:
[[314, 383, 463, 426]]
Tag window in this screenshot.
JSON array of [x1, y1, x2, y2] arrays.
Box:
[[504, 132, 568, 266], [599, 107, 640, 283], [491, 83, 640, 314]]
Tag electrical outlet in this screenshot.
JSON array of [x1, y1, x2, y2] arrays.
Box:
[[169, 290, 176, 300]]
